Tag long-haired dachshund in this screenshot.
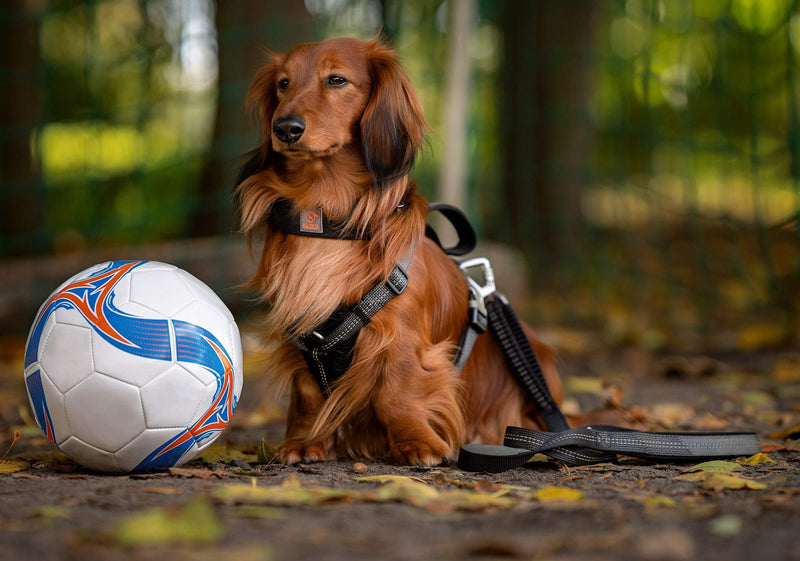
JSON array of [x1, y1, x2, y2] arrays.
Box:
[[236, 37, 562, 466]]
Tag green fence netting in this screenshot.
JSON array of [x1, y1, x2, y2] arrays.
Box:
[[1, 0, 799, 351]]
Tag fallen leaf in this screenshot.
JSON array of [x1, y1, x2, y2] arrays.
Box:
[[683, 460, 740, 473], [214, 480, 350, 506], [354, 474, 427, 484], [650, 403, 696, 426], [371, 478, 448, 511], [532, 486, 584, 502], [111, 499, 223, 547], [138, 487, 183, 495], [257, 439, 279, 464], [676, 471, 767, 491], [565, 377, 604, 395], [742, 453, 776, 465], [771, 360, 800, 383], [195, 443, 258, 464], [232, 506, 287, 519], [169, 467, 220, 479], [737, 324, 787, 351], [26, 505, 69, 520], [760, 440, 788, 452], [765, 424, 800, 440], [644, 495, 677, 509], [0, 460, 28, 475], [709, 514, 742, 536]]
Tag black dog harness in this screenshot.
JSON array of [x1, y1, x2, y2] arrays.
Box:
[[268, 199, 761, 469]]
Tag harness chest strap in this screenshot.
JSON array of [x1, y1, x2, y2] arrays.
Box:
[[289, 247, 415, 396]]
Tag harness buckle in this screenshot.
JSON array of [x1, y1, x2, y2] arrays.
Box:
[[385, 266, 409, 296]]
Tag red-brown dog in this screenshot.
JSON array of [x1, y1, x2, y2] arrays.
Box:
[[236, 37, 562, 466]]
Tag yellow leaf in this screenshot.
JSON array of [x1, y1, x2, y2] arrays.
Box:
[[214, 481, 350, 506], [565, 377, 604, 395], [742, 453, 776, 465], [111, 499, 223, 547], [532, 486, 584, 502], [644, 495, 677, 508], [684, 460, 741, 473], [766, 424, 800, 440], [232, 506, 287, 519], [139, 487, 183, 495], [737, 324, 788, 351], [709, 515, 742, 536], [675, 472, 707, 483], [0, 460, 28, 475], [354, 474, 427, 484], [371, 479, 441, 505], [26, 505, 69, 519], [677, 471, 767, 491]]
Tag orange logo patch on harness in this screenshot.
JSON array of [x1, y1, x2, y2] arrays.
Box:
[[300, 209, 323, 234]]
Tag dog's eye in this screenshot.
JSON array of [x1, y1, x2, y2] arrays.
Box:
[[326, 75, 348, 88], [278, 78, 289, 91]]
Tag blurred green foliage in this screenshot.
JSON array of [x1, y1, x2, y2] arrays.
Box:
[[1, 0, 799, 347]]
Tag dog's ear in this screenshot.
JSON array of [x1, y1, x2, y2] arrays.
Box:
[[238, 54, 283, 184], [361, 41, 427, 192]]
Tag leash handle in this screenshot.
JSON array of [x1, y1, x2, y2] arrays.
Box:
[[425, 203, 477, 256]]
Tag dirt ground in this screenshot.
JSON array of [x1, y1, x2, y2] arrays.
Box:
[[1, 342, 800, 561]]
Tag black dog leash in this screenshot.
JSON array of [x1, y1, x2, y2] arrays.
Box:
[[457, 291, 761, 472], [422, 206, 762, 472]]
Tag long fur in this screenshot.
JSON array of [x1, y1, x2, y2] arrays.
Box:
[[236, 37, 563, 465]]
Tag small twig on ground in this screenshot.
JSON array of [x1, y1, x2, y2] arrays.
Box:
[[0, 431, 20, 465]]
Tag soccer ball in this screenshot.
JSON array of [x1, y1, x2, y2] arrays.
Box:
[[22, 260, 244, 473]]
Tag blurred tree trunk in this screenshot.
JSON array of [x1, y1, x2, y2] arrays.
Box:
[[0, 2, 40, 256], [190, 1, 312, 237], [438, 0, 475, 210], [494, 1, 598, 264]]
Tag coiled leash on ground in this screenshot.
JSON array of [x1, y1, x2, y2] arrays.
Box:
[[426, 204, 761, 473]]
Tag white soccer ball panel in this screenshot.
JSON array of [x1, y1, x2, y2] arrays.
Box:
[[31, 366, 72, 446], [180, 361, 217, 387], [128, 268, 195, 318], [141, 365, 209, 429], [53, 306, 91, 329], [39, 321, 94, 394], [115, 427, 188, 472], [60, 436, 122, 473], [64, 373, 146, 452], [177, 269, 234, 322], [91, 331, 170, 387]]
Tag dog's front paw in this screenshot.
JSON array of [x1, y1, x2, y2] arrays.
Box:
[[390, 440, 449, 467], [278, 440, 333, 465]]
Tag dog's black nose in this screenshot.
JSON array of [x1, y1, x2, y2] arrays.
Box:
[[273, 115, 306, 144]]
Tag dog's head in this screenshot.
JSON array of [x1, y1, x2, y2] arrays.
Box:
[[243, 37, 427, 192]]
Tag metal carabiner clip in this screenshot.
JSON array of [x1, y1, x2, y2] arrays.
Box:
[[458, 257, 497, 301], [458, 257, 498, 333]]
